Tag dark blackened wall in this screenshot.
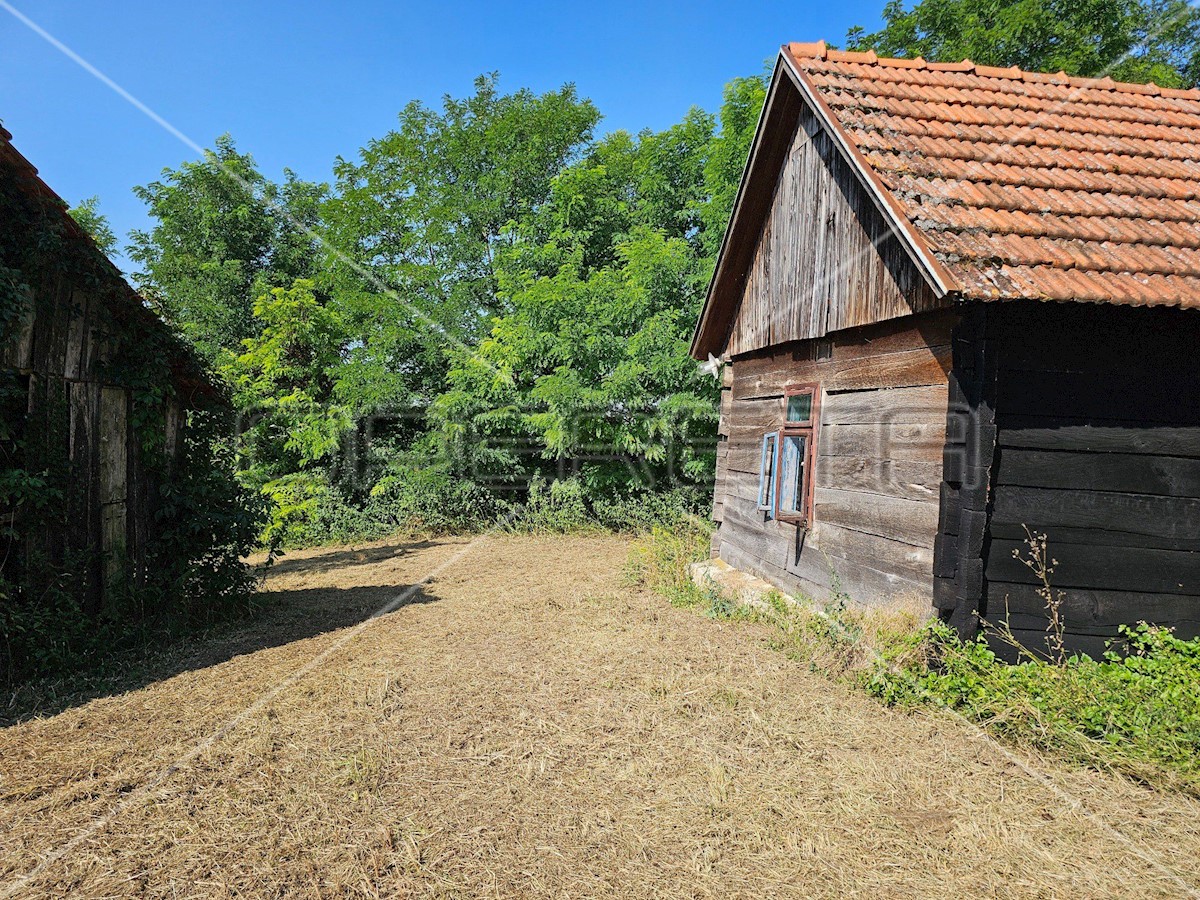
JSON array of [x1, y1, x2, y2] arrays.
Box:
[[980, 301, 1200, 657]]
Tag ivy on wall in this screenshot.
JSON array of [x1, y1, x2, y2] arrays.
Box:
[[0, 155, 264, 685]]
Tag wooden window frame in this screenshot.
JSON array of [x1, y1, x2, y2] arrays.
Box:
[[774, 383, 820, 525], [757, 431, 779, 512]]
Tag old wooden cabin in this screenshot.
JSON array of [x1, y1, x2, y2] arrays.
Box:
[[694, 42, 1200, 655], [0, 125, 216, 625]]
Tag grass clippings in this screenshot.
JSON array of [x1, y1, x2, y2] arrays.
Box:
[[2, 533, 1199, 897]]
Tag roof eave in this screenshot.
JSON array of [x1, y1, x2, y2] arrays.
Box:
[[689, 59, 789, 360]]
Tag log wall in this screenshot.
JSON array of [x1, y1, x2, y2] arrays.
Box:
[[713, 309, 954, 604], [977, 301, 1200, 657]]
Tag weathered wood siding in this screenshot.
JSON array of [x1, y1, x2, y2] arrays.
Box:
[[0, 259, 181, 614], [714, 310, 954, 603], [712, 364, 732, 523], [932, 305, 998, 635], [976, 301, 1200, 657], [723, 106, 944, 358]]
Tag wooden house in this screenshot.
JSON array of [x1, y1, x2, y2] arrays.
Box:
[[693, 42, 1200, 655], [0, 126, 217, 620]]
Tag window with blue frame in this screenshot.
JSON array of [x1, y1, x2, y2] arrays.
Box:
[[757, 431, 778, 513], [757, 385, 819, 525]]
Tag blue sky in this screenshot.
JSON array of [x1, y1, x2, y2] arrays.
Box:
[[0, 1, 883, 269]]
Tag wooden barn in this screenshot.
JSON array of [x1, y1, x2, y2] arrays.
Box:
[[0, 125, 216, 626], [694, 42, 1200, 655]]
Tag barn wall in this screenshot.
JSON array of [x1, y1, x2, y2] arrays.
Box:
[[0, 262, 181, 613], [722, 105, 944, 358], [714, 309, 954, 604], [976, 301, 1200, 657]]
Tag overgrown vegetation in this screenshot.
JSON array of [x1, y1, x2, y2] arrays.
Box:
[[629, 524, 1200, 795], [12, 0, 1200, 683], [78, 0, 1198, 549], [1, 162, 262, 685], [105, 73, 771, 549]]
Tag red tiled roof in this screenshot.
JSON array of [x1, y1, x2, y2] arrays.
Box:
[[784, 41, 1200, 308]]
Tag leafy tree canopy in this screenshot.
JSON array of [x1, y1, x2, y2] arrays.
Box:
[[322, 74, 602, 408], [221, 278, 351, 487], [848, 0, 1200, 87], [67, 196, 118, 258], [129, 135, 327, 362], [127, 68, 769, 535]]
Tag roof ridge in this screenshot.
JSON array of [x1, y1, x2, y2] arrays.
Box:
[[785, 41, 1200, 102]]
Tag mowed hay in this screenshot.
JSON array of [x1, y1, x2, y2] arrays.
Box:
[[2, 534, 1199, 898]]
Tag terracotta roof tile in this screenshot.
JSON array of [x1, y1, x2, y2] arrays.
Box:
[[785, 43, 1200, 308]]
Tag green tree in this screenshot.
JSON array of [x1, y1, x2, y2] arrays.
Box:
[[67, 196, 118, 258], [322, 74, 601, 410], [129, 135, 327, 362], [435, 226, 716, 494], [432, 116, 725, 498], [848, 0, 1200, 86], [221, 278, 350, 485]]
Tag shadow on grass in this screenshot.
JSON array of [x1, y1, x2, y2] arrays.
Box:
[[2, 544, 445, 727], [258, 538, 445, 577]]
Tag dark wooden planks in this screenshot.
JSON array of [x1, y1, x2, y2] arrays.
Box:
[[991, 487, 1200, 546], [987, 540, 1200, 595], [997, 370, 1200, 426], [979, 300, 1200, 653], [988, 582, 1200, 629], [998, 422, 1200, 457], [931, 303, 999, 632], [995, 448, 1200, 494]]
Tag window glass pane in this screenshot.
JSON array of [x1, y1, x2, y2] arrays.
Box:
[[787, 392, 813, 424], [757, 432, 777, 510], [778, 434, 807, 518]]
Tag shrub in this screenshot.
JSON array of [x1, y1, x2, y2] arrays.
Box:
[[259, 470, 708, 549], [368, 469, 508, 535], [509, 477, 595, 533], [592, 486, 708, 532], [864, 621, 1200, 793]]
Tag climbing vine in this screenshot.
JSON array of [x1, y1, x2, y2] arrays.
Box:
[[0, 154, 263, 685]]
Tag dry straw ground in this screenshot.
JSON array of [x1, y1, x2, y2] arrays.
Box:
[[2, 533, 1199, 898]]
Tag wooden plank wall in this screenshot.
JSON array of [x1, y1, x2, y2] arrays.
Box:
[[0, 257, 176, 615], [715, 309, 954, 604], [712, 364, 733, 523], [978, 301, 1200, 657], [723, 105, 945, 358], [932, 305, 998, 634]]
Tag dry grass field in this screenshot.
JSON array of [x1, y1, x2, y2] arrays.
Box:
[[2, 533, 1200, 898]]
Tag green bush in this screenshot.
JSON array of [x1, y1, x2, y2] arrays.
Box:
[[259, 470, 500, 549], [864, 622, 1200, 793], [592, 486, 708, 532], [508, 477, 595, 534], [261, 470, 707, 548], [368, 469, 508, 535]]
